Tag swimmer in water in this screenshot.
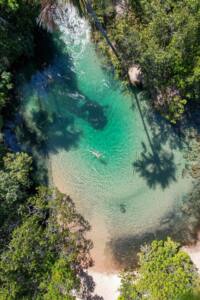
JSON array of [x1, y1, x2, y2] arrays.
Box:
[[89, 150, 102, 159]]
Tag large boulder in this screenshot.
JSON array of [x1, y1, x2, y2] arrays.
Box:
[[115, 0, 127, 17], [128, 65, 143, 86]]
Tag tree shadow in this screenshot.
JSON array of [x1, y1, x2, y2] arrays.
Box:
[[106, 212, 194, 270], [42, 47, 108, 132], [133, 148, 176, 189], [185, 101, 200, 135], [78, 270, 103, 300], [130, 87, 185, 189], [16, 107, 82, 155], [64, 94, 107, 130], [16, 35, 108, 157], [107, 182, 200, 270], [131, 88, 186, 151]]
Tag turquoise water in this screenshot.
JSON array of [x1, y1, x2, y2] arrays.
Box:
[[19, 7, 192, 271]]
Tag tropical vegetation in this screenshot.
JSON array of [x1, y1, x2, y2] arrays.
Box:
[[0, 2, 95, 298], [92, 0, 200, 123], [0, 0, 200, 298], [0, 0, 39, 134], [0, 186, 93, 299], [118, 238, 200, 300]]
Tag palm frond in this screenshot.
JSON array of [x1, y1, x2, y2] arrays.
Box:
[[37, 0, 87, 32]]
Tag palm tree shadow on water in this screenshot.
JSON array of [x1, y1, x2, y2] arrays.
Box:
[[133, 146, 176, 189], [106, 87, 199, 270], [130, 87, 186, 189]]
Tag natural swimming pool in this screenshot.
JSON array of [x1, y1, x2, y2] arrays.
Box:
[[18, 6, 193, 271]]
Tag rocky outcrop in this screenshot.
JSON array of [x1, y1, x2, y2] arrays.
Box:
[[128, 65, 143, 86], [115, 0, 127, 17]]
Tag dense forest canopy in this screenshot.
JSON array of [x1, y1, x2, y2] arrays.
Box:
[[0, 186, 93, 299], [0, 0, 39, 132]]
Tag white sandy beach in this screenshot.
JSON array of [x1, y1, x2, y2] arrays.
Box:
[[89, 271, 121, 300]]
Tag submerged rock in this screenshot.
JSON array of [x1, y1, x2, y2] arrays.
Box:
[[120, 203, 126, 213]]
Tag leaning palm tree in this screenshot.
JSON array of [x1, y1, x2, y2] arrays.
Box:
[[37, 0, 120, 59]]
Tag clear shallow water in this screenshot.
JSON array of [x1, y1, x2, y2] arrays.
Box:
[[19, 6, 192, 271]]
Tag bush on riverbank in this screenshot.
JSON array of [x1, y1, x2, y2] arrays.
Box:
[[118, 238, 199, 300]]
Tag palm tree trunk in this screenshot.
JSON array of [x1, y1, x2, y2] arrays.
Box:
[[85, 1, 121, 61], [38, 0, 121, 61]]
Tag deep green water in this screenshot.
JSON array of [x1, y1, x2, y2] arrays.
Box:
[[18, 7, 192, 270]]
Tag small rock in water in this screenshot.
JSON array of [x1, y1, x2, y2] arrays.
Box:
[[120, 204, 126, 213]]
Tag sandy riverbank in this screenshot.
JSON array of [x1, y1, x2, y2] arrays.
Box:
[[50, 161, 122, 299]]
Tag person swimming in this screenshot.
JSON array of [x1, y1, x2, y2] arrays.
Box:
[[89, 149, 102, 159]]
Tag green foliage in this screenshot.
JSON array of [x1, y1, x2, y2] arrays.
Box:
[[43, 258, 78, 300], [0, 0, 39, 72], [165, 96, 187, 124], [0, 0, 39, 136], [3, 152, 32, 186], [0, 71, 12, 111], [0, 152, 32, 206], [0, 186, 92, 299], [0, 152, 32, 248], [94, 0, 200, 123], [0, 0, 18, 10], [118, 238, 198, 300]]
